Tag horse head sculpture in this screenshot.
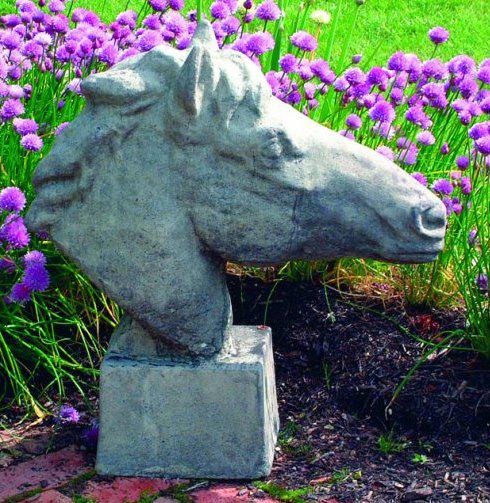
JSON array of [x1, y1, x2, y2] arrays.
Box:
[[26, 21, 446, 356]]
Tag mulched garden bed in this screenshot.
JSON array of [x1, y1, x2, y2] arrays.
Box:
[[1, 275, 489, 502], [228, 275, 489, 502]]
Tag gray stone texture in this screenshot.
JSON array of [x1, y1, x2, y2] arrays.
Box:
[[26, 21, 446, 357], [96, 325, 279, 479]]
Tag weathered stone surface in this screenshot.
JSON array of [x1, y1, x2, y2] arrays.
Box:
[[26, 21, 446, 356], [96, 326, 279, 479]]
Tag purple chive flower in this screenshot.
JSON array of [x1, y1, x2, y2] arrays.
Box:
[[406, 53, 422, 81], [23, 263, 50, 292], [1, 31, 22, 50], [255, 0, 281, 21], [169, 0, 184, 10], [422, 58, 447, 80], [460, 177, 472, 195], [344, 67, 365, 86], [58, 405, 80, 423], [456, 155, 470, 170], [468, 229, 478, 245], [475, 136, 490, 156], [246, 32, 274, 55], [346, 113, 362, 130], [390, 87, 404, 105], [339, 129, 355, 140], [1, 14, 21, 27], [10, 282, 32, 303], [368, 100, 395, 123], [48, 0, 65, 13], [352, 54, 362, 64], [0, 214, 30, 248], [243, 11, 254, 23], [1, 99, 25, 121], [421, 82, 447, 108], [148, 0, 167, 10], [432, 178, 453, 195], [279, 53, 297, 73], [468, 122, 489, 140], [287, 90, 302, 105], [303, 83, 315, 100], [20, 133, 43, 152], [333, 76, 349, 92], [441, 142, 450, 155], [0, 187, 26, 212], [136, 30, 163, 51], [210, 1, 230, 19], [0, 258, 15, 273], [23, 250, 47, 268], [397, 137, 416, 150], [290, 31, 317, 52], [366, 66, 387, 87], [81, 420, 99, 450], [442, 197, 453, 216], [165, 12, 187, 35], [8, 86, 25, 100], [475, 274, 488, 294], [387, 51, 407, 72], [451, 197, 463, 215], [447, 54, 476, 75], [223, 0, 239, 14], [428, 26, 449, 45], [22, 40, 45, 58], [297, 62, 314, 80], [397, 147, 419, 166], [375, 145, 395, 161], [416, 130, 436, 146], [222, 16, 240, 35], [411, 172, 427, 186], [143, 13, 163, 29], [13, 118, 38, 136], [372, 121, 395, 139], [55, 122, 70, 136], [311, 59, 335, 84], [116, 10, 138, 28], [477, 65, 490, 85]]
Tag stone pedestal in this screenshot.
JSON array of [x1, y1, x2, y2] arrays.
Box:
[[96, 322, 279, 479]]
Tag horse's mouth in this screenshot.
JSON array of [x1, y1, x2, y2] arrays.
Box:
[[392, 249, 443, 264]]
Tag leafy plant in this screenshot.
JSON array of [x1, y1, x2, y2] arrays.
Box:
[[253, 481, 310, 503], [378, 431, 409, 454], [412, 453, 430, 464]]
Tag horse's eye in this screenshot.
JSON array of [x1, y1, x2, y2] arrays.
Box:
[[261, 137, 283, 161]]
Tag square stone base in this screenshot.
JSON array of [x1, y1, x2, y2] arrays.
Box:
[[96, 325, 279, 479]]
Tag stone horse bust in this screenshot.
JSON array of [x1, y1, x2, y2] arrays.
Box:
[[27, 21, 446, 357]]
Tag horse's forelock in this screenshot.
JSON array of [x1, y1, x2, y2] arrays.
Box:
[[81, 45, 183, 110]]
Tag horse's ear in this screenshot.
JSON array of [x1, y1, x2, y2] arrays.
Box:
[[174, 43, 219, 117], [191, 20, 219, 51]]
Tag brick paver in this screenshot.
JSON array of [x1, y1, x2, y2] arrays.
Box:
[[0, 442, 285, 503], [0, 446, 91, 501], [26, 489, 72, 502], [82, 477, 177, 503], [191, 484, 278, 502]]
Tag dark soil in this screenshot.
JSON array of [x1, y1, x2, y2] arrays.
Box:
[[227, 275, 490, 502]]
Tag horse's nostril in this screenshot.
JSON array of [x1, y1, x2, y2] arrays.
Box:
[[420, 203, 446, 232]]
